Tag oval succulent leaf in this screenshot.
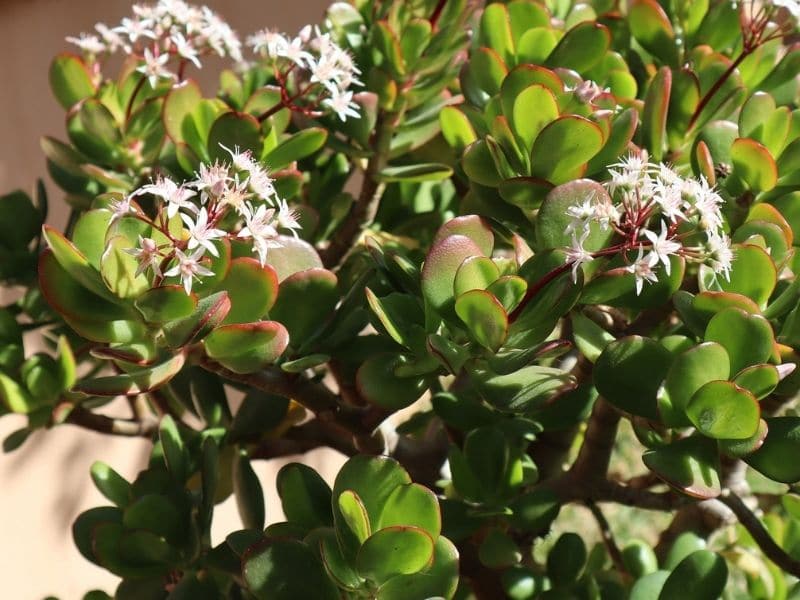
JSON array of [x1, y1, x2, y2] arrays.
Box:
[[356, 526, 435, 584], [686, 380, 760, 440]]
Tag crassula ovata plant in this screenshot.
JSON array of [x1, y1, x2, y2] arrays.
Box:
[[3, 0, 800, 597]]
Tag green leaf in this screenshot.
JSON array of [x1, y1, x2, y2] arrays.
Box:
[[332, 455, 412, 555], [262, 235, 323, 282], [263, 127, 328, 170], [233, 451, 265, 530], [90, 461, 131, 507], [571, 311, 615, 363], [319, 529, 362, 590], [475, 364, 573, 412], [439, 107, 477, 154], [642, 67, 671, 161], [100, 235, 150, 299], [49, 53, 96, 109], [159, 414, 187, 482], [547, 533, 587, 586], [643, 435, 721, 498], [746, 417, 800, 483], [462, 140, 502, 187], [357, 526, 434, 583], [377, 483, 441, 539], [719, 418, 768, 458], [163, 291, 231, 348], [222, 258, 279, 324], [0, 191, 41, 250], [630, 571, 670, 600], [622, 540, 659, 578], [594, 336, 672, 419], [704, 307, 774, 374], [207, 111, 261, 163], [42, 226, 119, 301], [660, 342, 730, 427], [509, 488, 561, 533], [470, 47, 508, 96], [378, 163, 453, 183], [658, 551, 728, 600], [276, 463, 333, 530], [356, 353, 427, 410], [586, 108, 639, 175], [433, 215, 495, 257], [0, 372, 35, 414], [205, 321, 289, 373], [686, 380, 760, 439], [629, 0, 678, 65], [269, 268, 338, 345], [455, 289, 508, 351], [731, 137, 778, 192], [242, 538, 339, 600], [135, 286, 197, 323], [512, 85, 559, 153], [733, 364, 779, 400], [422, 234, 485, 317], [479, 528, 521, 569], [545, 22, 610, 72], [338, 489, 371, 543], [163, 79, 202, 143], [73, 353, 186, 397], [479, 3, 515, 65], [376, 536, 459, 600], [536, 179, 613, 251], [530, 117, 605, 184]]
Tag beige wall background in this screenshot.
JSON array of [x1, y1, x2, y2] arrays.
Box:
[[0, 1, 342, 598]]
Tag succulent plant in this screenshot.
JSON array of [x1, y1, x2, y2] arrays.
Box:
[[3, 0, 800, 597]]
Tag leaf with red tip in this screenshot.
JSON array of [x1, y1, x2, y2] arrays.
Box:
[[222, 258, 279, 324], [433, 215, 495, 257], [73, 352, 185, 397], [530, 117, 604, 184], [731, 138, 778, 192], [643, 435, 721, 499], [205, 321, 289, 373], [42, 225, 118, 301], [422, 235, 485, 317], [642, 67, 671, 162], [163, 291, 231, 348]]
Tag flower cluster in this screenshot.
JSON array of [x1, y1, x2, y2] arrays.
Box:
[[245, 25, 362, 122], [114, 146, 300, 294], [67, 0, 242, 83], [564, 153, 734, 294]]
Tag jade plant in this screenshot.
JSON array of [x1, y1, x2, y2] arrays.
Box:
[[4, 0, 800, 597]]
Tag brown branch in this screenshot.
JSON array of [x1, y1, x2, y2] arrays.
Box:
[[64, 405, 157, 437], [320, 106, 406, 268], [586, 501, 628, 577], [250, 419, 359, 459], [719, 491, 800, 577], [569, 396, 621, 479], [198, 356, 341, 415]]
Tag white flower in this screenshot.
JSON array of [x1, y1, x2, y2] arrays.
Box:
[[220, 144, 257, 172], [247, 29, 287, 57], [643, 222, 681, 275], [109, 195, 136, 223], [219, 176, 252, 212], [276, 35, 314, 67], [170, 32, 201, 68], [136, 47, 175, 88], [322, 88, 360, 121], [66, 33, 106, 54], [565, 196, 597, 234], [113, 16, 157, 43], [248, 168, 276, 201], [194, 161, 231, 201], [706, 232, 734, 281], [626, 246, 659, 295], [564, 231, 594, 283], [95, 23, 129, 53], [136, 176, 197, 218], [124, 236, 162, 277], [276, 199, 302, 237], [239, 202, 282, 264], [573, 80, 608, 104], [164, 248, 214, 294], [181, 207, 226, 257]]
